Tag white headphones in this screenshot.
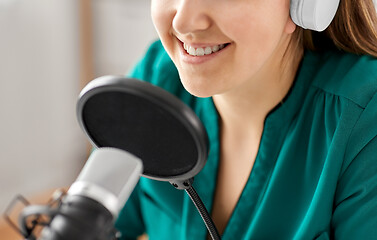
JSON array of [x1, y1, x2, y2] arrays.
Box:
[[290, 0, 341, 31]]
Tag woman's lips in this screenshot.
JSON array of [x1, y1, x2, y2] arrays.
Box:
[[177, 38, 231, 64]]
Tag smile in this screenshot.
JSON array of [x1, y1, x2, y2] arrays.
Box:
[[183, 42, 230, 56]]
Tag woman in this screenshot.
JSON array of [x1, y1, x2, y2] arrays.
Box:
[[115, 0, 377, 239]]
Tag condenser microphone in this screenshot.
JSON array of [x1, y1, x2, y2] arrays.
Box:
[[18, 148, 143, 240]]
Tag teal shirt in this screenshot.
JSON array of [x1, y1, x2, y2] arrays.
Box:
[[115, 40, 377, 240]]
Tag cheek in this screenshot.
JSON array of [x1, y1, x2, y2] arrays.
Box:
[[151, 0, 178, 62], [223, 16, 279, 65], [223, 4, 290, 58], [215, 12, 289, 88], [151, 0, 173, 36], [224, 0, 290, 37]]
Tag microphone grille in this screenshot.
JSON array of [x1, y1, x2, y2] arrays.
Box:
[[72, 148, 143, 213]]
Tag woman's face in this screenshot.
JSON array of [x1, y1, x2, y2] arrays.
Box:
[[151, 0, 296, 97]]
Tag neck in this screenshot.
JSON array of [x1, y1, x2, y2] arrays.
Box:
[[213, 37, 303, 136]]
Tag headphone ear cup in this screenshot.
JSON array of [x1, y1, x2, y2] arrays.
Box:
[[290, 0, 340, 32]]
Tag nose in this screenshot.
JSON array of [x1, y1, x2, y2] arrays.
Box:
[[172, 0, 211, 36]]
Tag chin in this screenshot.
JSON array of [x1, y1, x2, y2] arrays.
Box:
[[180, 78, 220, 98], [187, 90, 213, 98]]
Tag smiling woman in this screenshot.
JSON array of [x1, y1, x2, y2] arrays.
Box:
[[114, 0, 377, 239], [151, 0, 298, 98]]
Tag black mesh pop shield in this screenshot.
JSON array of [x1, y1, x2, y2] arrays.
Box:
[[77, 75, 208, 182], [77, 75, 221, 240]]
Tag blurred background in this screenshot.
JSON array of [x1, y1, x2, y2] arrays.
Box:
[[0, 0, 157, 237]]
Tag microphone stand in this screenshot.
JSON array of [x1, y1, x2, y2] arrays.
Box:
[[170, 178, 221, 240]]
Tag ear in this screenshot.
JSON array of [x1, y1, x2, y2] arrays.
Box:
[[284, 16, 297, 34]]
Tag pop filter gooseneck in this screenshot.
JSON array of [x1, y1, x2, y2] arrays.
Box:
[[77, 76, 221, 240]]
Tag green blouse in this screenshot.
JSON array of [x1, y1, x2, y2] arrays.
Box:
[[115, 40, 377, 240]]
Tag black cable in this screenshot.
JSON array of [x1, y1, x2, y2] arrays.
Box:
[[185, 186, 221, 240]]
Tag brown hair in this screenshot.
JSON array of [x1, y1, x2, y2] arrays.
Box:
[[297, 0, 377, 57]]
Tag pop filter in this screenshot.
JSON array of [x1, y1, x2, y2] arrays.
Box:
[[77, 76, 221, 239], [76, 75, 209, 184]]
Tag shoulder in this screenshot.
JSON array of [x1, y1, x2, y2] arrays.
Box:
[[299, 50, 377, 166], [309, 50, 377, 108], [311, 50, 377, 165]]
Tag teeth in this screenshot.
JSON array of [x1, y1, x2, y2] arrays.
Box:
[[204, 47, 212, 55], [188, 46, 196, 55], [196, 48, 205, 56], [212, 45, 219, 53], [184, 43, 227, 56]]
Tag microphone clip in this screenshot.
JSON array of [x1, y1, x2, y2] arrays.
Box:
[[169, 178, 194, 190], [3, 189, 66, 239]]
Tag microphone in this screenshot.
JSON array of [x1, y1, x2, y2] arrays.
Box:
[[14, 148, 143, 240]]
